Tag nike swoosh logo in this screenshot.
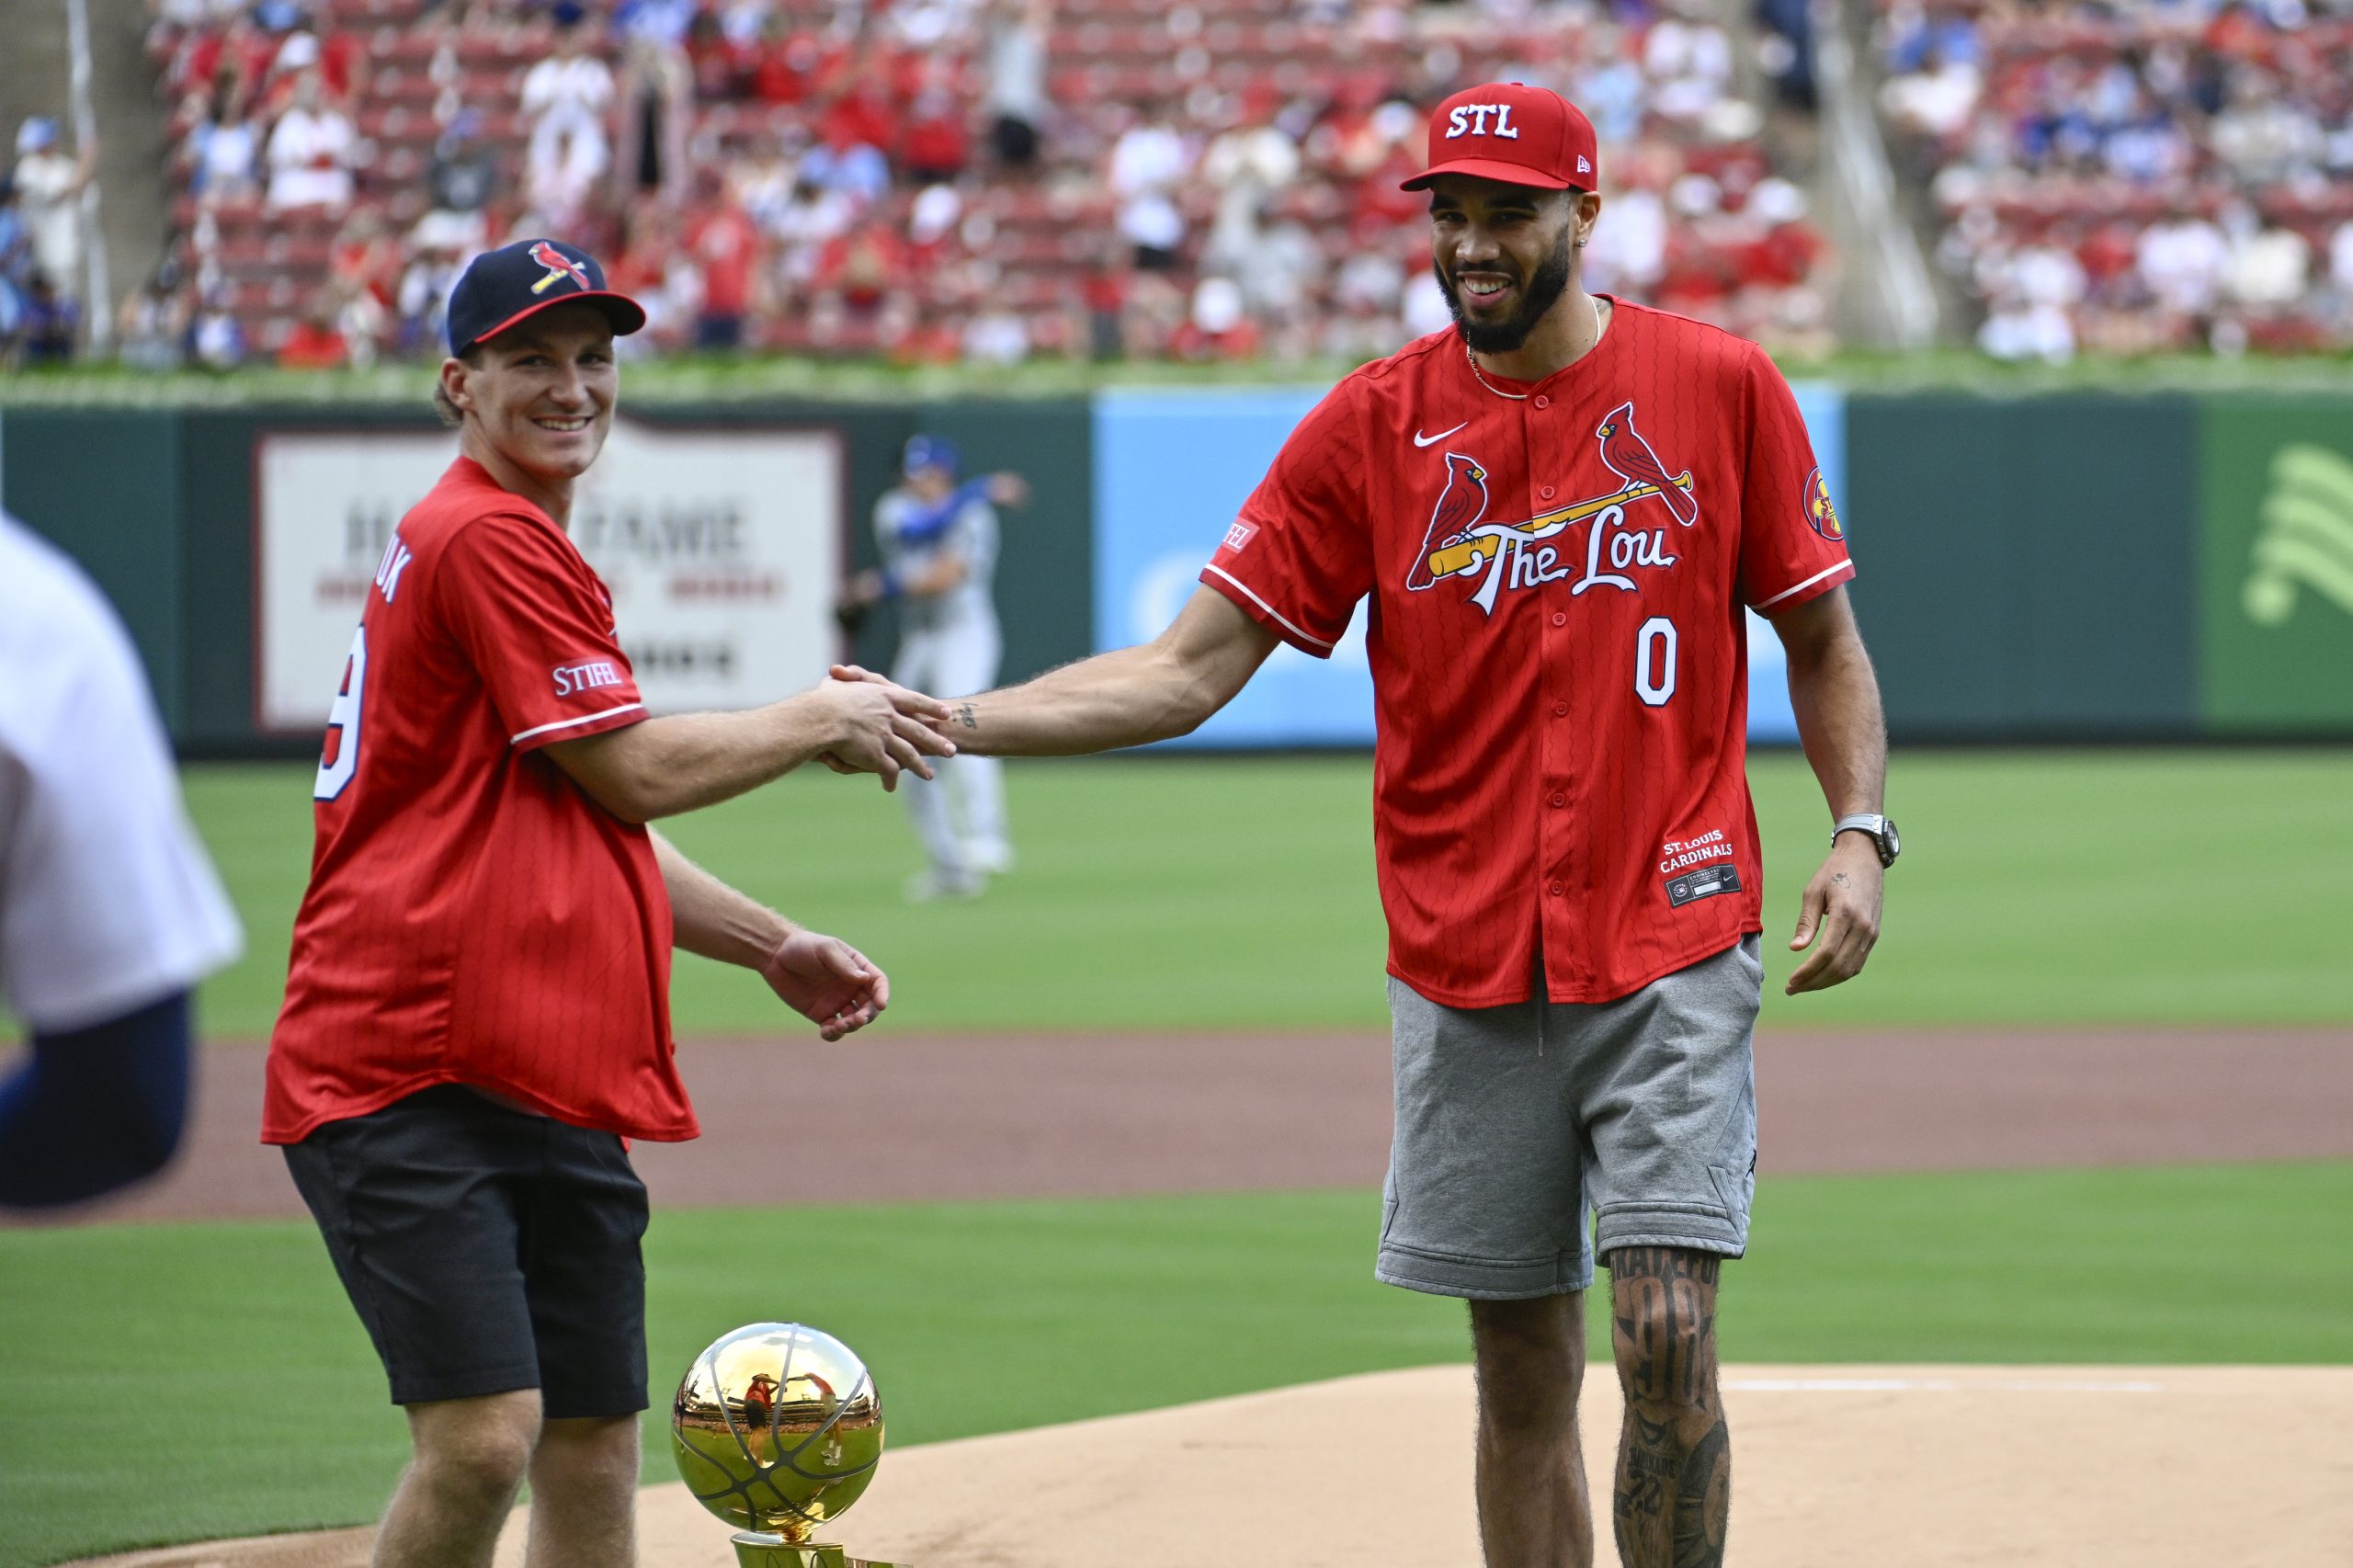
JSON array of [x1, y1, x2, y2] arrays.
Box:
[[1414, 422, 1469, 448]]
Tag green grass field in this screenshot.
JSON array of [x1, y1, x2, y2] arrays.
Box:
[[4, 1162, 2350, 1567], [183, 748, 2353, 1038]]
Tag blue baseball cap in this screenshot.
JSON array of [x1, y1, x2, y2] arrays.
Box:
[[903, 434, 961, 478], [445, 237, 646, 357]]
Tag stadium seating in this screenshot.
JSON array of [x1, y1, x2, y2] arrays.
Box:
[[1875, 0, 2353, 358], [139, 0, 1836, 367]]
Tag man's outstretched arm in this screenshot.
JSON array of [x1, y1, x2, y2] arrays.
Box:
[[842, 585, 1282, 756], [544, 676, 956, 823], [1771, 584, 1888, 994], [652, 831, 887, 1041]]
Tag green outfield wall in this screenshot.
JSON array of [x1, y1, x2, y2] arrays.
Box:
[[3, 387, 2347, 751]]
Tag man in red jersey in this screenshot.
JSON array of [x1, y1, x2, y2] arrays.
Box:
[[264, 237, 954, 1568], [844, 85, 1897, 1568]]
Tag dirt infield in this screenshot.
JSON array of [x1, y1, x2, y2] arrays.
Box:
[[13, 1027, 2353, 1226], [65, 1363, 2353, 1568]]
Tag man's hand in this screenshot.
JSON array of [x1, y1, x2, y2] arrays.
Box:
[[804, 674, 955, 790], [1786, 834, 1883, 994], [984, 472, 1030, 507], [829, 664, 964, 737], [758, 931, 889, 1040]]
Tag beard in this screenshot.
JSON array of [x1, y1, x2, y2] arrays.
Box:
[[1437, 220, 1576, 355]]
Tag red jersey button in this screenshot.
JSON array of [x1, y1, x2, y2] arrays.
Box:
[[1534, 394, 1551, 409], [1551, 610, 1567, 627], [1553, 701, 1568, 717], [1549, 880, 1565, 896], [1550, 792, 1565, 808], [1540, 484, 1557, 500]]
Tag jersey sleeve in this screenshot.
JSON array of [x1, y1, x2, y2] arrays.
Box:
[[434, 512, 648, 753], [1198, 381, 1375, 657], [1734, 346, 1857, 615], [0, 577, 242, 1032]]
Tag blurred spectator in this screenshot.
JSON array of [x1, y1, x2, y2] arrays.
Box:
[[20, 275, 81, 365], [2137, 212, 2229, 320], [2222, 203, 2311, 312], [0, 177, 27, 362], [983, 0, 1050, 169], [684, 168, 760, 349], [1110, 103, 1191, 270], [1643, 2, 1735, 126], [902, 60, 972, 185], [962, 302, 1030, 364], [1881, 42, 1979, 142], [416, 110, 497, 254], [395, 235, 468, 355], [277, 295, 349, 368], [522, 19, 614, 222], [263, 71, 353, 213], [1977, 291, 2075, 364], [118, 258, 192, 372], [615, 0, 693, 198], [12, 119, 96, 309], [329, 210, 397, 367], [768, 173, 856, 294], [801, 116, 891, 208], [184, 77, 263, 202], [1200, 92, 1300, 270], [1172, 275, 1259, 360], [188, 282, 246, 369]]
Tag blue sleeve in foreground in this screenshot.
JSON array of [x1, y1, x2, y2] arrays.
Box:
[[0, 989, 191, 1209]]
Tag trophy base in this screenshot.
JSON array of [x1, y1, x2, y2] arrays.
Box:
[[729, 1530, 906, 1568]]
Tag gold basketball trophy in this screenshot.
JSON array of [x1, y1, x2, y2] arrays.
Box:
[[672, 1323, 907, 1568]]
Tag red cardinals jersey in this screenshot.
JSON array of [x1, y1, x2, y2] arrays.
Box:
[[264, 457, 695, 1144], [1200, 301, 1854, 1006]]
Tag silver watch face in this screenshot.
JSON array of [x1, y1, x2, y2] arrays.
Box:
[[1880, 818, 1900, 863]]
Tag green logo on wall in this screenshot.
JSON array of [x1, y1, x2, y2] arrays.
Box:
[[2242, 445, 2353, 628], [2200, 403, 2353, 732]]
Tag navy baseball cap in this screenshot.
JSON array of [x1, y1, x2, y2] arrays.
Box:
[[903, 434, 961, 477], [445, 237, 646, 357]]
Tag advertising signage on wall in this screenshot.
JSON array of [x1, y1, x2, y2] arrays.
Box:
[[2200, 400, 2353, 733], [254, 420, 843, 732], [1091, 381, 1847, 748]]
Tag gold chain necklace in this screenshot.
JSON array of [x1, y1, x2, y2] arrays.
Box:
[[1464, 295, 1606, 402]]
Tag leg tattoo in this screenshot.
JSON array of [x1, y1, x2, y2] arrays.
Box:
[[1608, 1247, 1729, 1568]]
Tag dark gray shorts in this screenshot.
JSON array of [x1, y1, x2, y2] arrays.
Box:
[[1376, 937, 1763, 1300]]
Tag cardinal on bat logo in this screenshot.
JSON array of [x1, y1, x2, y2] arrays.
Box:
[[1803, 465, 1842, 540], [529, 241, 593, 295], [1406, 403, 1695, 616]]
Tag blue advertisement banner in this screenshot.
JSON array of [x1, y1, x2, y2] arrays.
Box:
[[1091, 381, 1848, 748]]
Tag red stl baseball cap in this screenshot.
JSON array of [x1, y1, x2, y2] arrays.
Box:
[[1401, 83, 1600, 193]]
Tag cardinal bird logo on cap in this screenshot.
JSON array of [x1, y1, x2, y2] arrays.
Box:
[[529, 241, 593, 295], [1595, 402, 1698, 527], [1406, 452, 1492, 591]]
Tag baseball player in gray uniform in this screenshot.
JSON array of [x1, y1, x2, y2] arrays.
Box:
[[846, 435, 1029, 900]]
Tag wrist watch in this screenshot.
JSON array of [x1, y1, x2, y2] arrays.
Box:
[[1831, 813, 1900, 868]]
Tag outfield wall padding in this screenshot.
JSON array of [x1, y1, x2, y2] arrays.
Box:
[[5, 389, 2348, 751]]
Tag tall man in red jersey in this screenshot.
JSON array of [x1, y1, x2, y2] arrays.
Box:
[[846, 85, 1896, 1568], [264, 237, 955, 1568]]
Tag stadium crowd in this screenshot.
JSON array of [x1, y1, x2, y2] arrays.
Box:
[[1877, 0, 2353, 358], [0, 0, 1837, 369]]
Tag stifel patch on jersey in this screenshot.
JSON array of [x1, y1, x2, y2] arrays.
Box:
[[1222, 520, 1258, 553], [552, 658, 626, 698]]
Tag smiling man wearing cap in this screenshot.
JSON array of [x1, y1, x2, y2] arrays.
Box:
[[264, 237, 957, 1568], [844, 82, 1896, 1568]]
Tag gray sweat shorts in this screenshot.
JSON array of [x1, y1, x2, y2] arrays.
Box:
[[1375, 936, 1763, 1300]]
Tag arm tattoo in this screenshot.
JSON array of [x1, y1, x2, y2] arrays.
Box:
[[1830, 871, 1851, 889], [954, 702, 977, 730], [1608, 1247, 1730, 1566]]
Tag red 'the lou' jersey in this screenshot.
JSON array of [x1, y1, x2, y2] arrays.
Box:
[[264, 457, 696, 1144], [1200, 301, 1855, 1006]]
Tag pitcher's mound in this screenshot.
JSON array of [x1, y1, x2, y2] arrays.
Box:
[[69, 1365, 2353, 1568]]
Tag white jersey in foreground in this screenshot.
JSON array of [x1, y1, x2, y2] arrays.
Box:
[[0, 514, 243, 1032]]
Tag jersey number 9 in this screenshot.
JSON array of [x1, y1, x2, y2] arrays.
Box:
[[313, 625, 367, 801]]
